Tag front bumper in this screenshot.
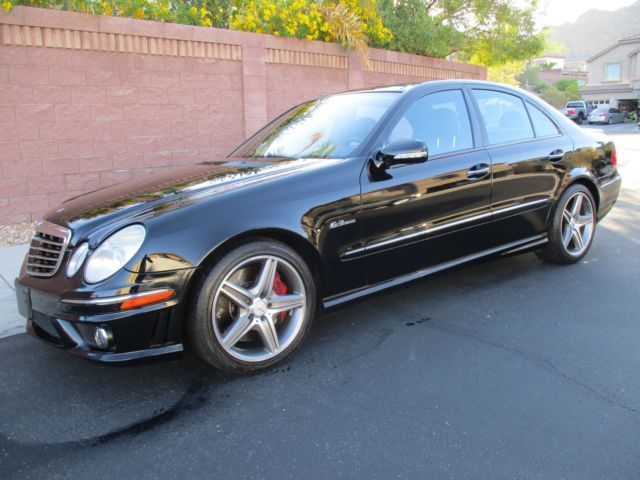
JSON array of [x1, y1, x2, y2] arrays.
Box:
[[15, 268, 195, 363]]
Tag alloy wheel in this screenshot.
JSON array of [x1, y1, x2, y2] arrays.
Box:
[[561, 191, 595, 256], [212, 255, 307, 363]]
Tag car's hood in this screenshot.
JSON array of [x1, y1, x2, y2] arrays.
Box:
[[44, 157, 331, 234]]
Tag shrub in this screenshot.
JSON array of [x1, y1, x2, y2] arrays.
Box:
[[2, 0, 391, 55], [4, 0, 234, 29], [229, 0, 391, 62]]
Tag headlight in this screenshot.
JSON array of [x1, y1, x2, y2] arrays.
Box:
[[84, 225, 146, 284], [66, 242, 89, 278]]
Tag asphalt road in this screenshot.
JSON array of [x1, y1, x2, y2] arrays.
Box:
[[1, 123, 639, 480]]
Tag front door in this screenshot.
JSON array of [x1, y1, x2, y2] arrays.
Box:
[[357, 89, 493, 285]]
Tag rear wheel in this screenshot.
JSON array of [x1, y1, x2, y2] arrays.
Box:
[[536, 184, 596, 264], [576, 114, 584, 125], [187, 240, 317, 373], [608, 117, 613, 125]]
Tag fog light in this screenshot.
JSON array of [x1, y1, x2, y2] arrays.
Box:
[[94, 326, 112, 349]]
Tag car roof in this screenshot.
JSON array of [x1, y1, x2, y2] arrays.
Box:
[[345, 79, 535, 95], [327, 80, 561, 117]]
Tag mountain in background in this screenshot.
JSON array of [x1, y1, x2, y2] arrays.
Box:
[[547, 0, 640, 60]]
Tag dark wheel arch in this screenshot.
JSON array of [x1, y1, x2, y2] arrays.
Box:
[[546, 177, 600, 229], [194, 228, 325, 299], [569, 178, 600, 212]]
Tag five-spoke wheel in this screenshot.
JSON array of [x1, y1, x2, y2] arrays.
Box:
[[537, 184, 597, 264], [188, 240, 316, 373], [213, 255, 307, 362], [560, 192, 594, 257]]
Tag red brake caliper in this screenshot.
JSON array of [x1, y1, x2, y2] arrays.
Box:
[[272, 271, 288, 322]]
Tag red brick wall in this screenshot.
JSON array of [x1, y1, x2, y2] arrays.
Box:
[[0, 7, 485, 225]]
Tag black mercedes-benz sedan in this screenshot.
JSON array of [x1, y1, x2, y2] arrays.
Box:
[[15, 81, 621, 373]]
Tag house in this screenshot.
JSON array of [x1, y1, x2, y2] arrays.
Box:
[[580, 33, 640, 111], [562, 60, 588, 86], [529, 56, 588, 85]]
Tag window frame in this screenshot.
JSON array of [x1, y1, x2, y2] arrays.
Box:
[[469, 88, 537, 148], [524, 101, 563, 139], [373, 87, 480, 162], [603, 63, 622, 83]]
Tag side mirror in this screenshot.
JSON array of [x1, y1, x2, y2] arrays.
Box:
[[375, 139, 428, 169]]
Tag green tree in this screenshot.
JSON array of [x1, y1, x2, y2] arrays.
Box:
[[374, 0, 459, 57], [555, 78, 580, 96], [518, 67, 583, 108], [377, 0, 544, 66], [538, 61, 558, 70]]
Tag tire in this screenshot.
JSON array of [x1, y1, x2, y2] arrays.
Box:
[[536, 184, 596, 264], [187, 239, 317, 374], [608, 117, 613, 125], [576, 114, 583, 125]]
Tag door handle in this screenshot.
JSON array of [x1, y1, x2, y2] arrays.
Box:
[[548, 149, 565, 162], [467, 163, 491, 179]]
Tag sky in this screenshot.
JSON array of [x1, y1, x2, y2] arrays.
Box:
[[539, 0, 638, 25]]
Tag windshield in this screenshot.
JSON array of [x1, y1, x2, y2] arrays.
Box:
[[231, 92, 399, 159], [566, 102, 584, 108]]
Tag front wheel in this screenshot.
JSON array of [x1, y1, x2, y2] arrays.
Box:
[[536, 184, 596, 264], [187, 240, 317, 373]]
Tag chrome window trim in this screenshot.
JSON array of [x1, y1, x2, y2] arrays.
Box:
[[341, 198, 549, 258], [61, 288, 174, 306]]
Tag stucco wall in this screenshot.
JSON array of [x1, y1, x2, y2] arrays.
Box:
[[0, 6, 485, 225], [587, 41, 640, 85]]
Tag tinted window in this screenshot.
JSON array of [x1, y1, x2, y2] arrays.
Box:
[[388, 90, 473, 156], [233, 92, 397, 159], [472, 90, 534, 145], [526, 102, 560, 137], [566, 102, 583, 108]]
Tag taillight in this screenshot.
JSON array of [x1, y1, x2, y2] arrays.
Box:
[[567, 108, 575, 115], [611, 143, 617, 167], [599, 113, 605, 117]]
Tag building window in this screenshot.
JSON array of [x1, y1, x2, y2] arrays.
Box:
[[604, 63, 621, 82]]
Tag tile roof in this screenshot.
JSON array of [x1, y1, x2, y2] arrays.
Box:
[[579, 84, 634, 94]]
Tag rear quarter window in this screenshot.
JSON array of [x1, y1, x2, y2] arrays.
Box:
[[526, 102, 560, 138]]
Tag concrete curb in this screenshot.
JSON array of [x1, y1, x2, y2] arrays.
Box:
[[0, 244, 29, 338]]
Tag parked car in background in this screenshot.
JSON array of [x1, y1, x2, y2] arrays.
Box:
[[560, 100, 595, 124], [588, 107, 626, 125], [14, 81, 621, 374]]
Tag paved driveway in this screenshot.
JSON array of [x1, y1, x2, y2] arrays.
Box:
[[1, 124, 639, 479]]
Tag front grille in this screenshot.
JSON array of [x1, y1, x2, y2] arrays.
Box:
[[26, 220, 71, 278]]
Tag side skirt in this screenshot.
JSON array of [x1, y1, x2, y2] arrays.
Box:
[[323, 233, 548, 309]]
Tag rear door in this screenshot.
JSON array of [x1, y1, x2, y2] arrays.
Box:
[[358, 88, 492, 285], [469, 88, 573, 247]]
